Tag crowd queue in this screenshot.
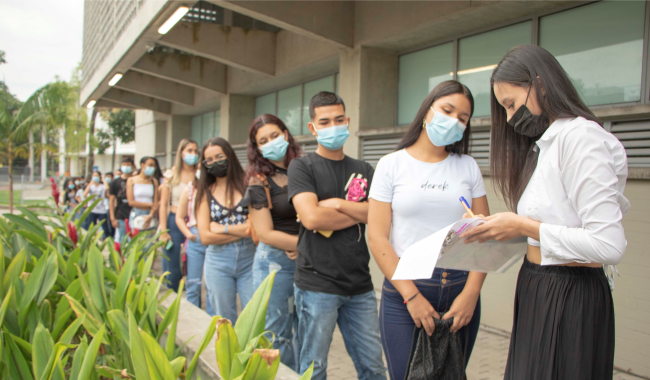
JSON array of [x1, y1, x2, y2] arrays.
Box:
[[65, 45, 630, 380]]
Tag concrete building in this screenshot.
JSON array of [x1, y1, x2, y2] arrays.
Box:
[[80, 1, 650, 377]]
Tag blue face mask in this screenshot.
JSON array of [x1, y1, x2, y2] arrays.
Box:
[[121, 165, 133, 174], [106, 178, 112, 185], [315, 124, 349, 151], [144, 166, 156, 177], [183, 153, 199, 166], [260, 134, 289, 162], [92, 176, 100, 183], [68, 184, 75, 190], [423, 108, 466, 147]]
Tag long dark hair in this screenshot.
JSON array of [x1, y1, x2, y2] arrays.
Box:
[[396, 80, 474, 154], [194, 137, 246, 211], [489, 45, 599, 211], [245, 114, 302, 184]]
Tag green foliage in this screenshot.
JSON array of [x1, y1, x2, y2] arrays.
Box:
[[96, 108, 135, 154], [0, 204, 308, 380]]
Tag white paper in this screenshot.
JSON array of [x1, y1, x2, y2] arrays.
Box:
[[392, 218, 528, 280]]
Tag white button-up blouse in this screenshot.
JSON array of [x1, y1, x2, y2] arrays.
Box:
[[518, 117, 630, 270]]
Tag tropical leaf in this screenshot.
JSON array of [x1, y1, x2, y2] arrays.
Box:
[[140, 330, 176, 380], [107, 310, 130, 346], [57, 313, 85, 344], [50, 309, 73, 341], [185, 316, 218, 380], [4, 333, 33, 380], [65, 247, 80, 281], [164, 279, 184, 360], [77, 324, 106, 379], [74, 266, 103, 322], [87, 246, 108, 314], [235, 270, 276, 349], [32, 323, 55, 380], [3, 249, 25, 295], [238, 349, 281, 380], [113, 252, 138, 308], [40, 299, 52, 330], [215, 318, 241, 380], [129, 251, 155, 313], [170, 357, 186, 379], [68, 336, 86, 380], [19, 250, 58, 313], [39, 342, 74, 380], [62, 293, 108, 344], [3, 213, 47, 240], [0, 285, 13, 328], [128, 307, 152, 380]]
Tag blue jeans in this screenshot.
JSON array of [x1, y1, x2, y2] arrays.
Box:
[[161, 212, 184, 292], [84, 213, 109, 240], [379, 269, 481, 380], [186, 226, 213, 315], [253, 242, 298, 371], [115, 219, 127, 244], [204, 237, 256, 324], [294, 286, 387, 380]]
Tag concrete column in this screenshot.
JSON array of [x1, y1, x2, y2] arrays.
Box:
[[134, 110, 157, 164], [41, 125, 47, 183], [58, 126, 65, 177], [338, 47, 398, 159], [165, 117, 173, 168], [28, 131, 34, 182], [220, 94, 255, 145]]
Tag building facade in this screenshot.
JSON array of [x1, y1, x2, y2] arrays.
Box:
[[81, 1, 650, 376]]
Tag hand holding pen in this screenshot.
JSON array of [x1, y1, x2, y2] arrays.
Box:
[[459, 196, 485, 220]]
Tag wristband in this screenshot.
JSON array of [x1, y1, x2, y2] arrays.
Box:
[[404, 291, 420, 305], [225, 224, 229, 234]]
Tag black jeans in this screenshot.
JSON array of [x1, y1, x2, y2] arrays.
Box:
[[379, 269, 481, 380]]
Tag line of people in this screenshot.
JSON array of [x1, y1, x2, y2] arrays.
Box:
[[72, 45, 629, 380]]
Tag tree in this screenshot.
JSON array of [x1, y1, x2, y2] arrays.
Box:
[[0, 86, 50, 212], [0, 50, 5, 64], [97, 109, 135, 171]]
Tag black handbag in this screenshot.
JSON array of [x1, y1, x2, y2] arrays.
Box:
[[406, 314, 467, 380]]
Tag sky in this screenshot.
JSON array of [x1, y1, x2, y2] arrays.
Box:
[[0, 0, 84, 101]]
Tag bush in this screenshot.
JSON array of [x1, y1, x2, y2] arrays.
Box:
[[0, 198, 313, 379]]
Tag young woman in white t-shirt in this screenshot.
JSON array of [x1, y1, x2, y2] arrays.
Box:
[[83, 170, 110, 239], [368, 80, 490, 380]]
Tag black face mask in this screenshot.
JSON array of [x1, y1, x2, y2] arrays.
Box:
[[205, 159, 229, 178], [507, 86, 550, 138]]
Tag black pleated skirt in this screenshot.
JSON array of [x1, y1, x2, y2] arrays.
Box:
[[504, 256, 615, 380]]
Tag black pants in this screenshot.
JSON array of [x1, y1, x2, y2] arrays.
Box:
[[504, 256, 615, 380]]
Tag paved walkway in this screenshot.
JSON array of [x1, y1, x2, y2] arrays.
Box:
[[327, 324, 646, 380]]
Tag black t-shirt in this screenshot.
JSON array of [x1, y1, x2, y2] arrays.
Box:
[[244, 167, 299, 235], [109, 177, 132, 220], [287, 153, 374, 296]]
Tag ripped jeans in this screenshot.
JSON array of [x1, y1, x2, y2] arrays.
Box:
[[294, 286, 387, 380], [253, 242, 298, 371]]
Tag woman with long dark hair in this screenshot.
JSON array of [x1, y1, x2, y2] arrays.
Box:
[[195, 137, 254, 323], [368, 80, 490, 380], [461, 45, 629, 379], [243, 114, 302, 370], [159, 138, 199, 293]]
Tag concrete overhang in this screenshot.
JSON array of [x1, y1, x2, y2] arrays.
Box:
[[80, 0, 197, 108]]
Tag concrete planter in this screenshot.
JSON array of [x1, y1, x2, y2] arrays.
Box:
[[159, 292, 302, 380]]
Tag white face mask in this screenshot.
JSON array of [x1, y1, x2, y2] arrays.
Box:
[[195, 170, 201, 179]]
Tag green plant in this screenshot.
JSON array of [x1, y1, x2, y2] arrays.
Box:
[[0, 201, 213, 379]]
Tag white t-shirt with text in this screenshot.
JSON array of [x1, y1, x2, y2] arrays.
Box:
[[369, 149, 486, 257]]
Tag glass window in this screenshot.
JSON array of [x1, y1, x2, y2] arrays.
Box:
[[398, 42, 453, 125], [278, 85, 302, 136], [255, 93, 276, 117], [539, 1, 645, 106], [214, 110, 221, 137], [202, 111, 214, 143], [458, 21, 532, 117], [191, 115, 202, 145], [303, 75, 335, 128]]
